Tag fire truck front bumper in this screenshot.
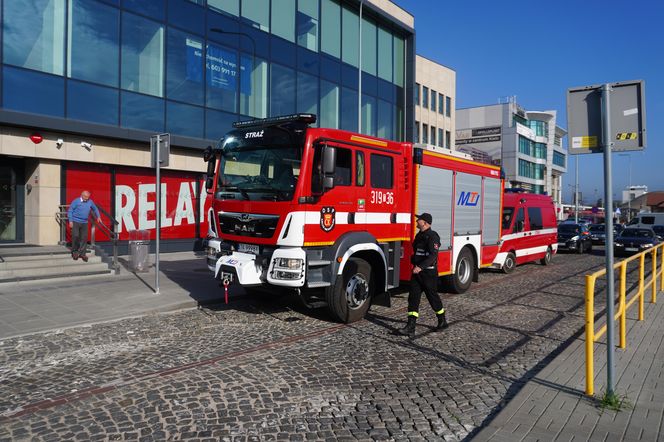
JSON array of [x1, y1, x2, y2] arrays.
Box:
[[214, 252, 263, 286]]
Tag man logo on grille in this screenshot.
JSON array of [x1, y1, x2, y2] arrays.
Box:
[[320, 207, 336, 232]]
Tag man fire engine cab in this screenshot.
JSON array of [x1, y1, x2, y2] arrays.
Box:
[[203, 114, 503, 323]]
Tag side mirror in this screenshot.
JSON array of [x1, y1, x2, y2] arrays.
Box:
[[323, 145, 336, 175], [322, 176, 334, 191], [203, 145, 214, 162]]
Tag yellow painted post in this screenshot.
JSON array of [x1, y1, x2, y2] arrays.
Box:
[[585, 274, 596, 396], [639, 254, 645, 321], [653, 248, 658, 304], [660, 245, 664, 292], [619, 262, 626, 349]]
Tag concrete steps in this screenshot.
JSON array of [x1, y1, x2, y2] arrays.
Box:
[[0, 245, 114, 285]]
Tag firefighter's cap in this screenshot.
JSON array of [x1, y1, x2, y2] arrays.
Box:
[[415, 213, 433, 224]]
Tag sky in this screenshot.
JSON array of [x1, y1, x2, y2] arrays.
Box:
[[395, 0, 664, 205]]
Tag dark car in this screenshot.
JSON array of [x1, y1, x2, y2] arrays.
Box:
[[557, 223, 593, 253], [652, 225, 664, 240], [614, 228, 661, 256], [588, 224, 607, 244]]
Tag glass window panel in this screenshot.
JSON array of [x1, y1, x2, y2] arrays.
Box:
[[271, 0, 295, 42], [370, 154, 393, 189], [446, 96, 451, 117], [123, 0, 165, 20], [3, 66, 64, 117], [121, 90, 164, 132], [321, 0, 340, 58], [297, 46, 319, 75], [67, 80, 118, 125], [341, 6, 358, 67], [166, 101, 204, 138], [297, 71, 318, 118], [356, 151, 365, 186], [422, 86, 428, 108], [430, 90, 436, 111], [445, 130, 451, 149], [361, 18, 376, 75], [422, 123, 428, 144], [377, 27, 392, 82], [3, 0, 65, 75], [206, 108, 237, 140], [415, 83, 420, 106], [241, 0, 269, 32], [393, 34, 404, 87], [438, 128, 443, 147], [205, 43, 238, 112], [431, 126, 436, 144], [340, 87, 358, 132], [319, 79, 339, 129], [297, 0, 319, 51], [240, 54, 267, 118], [270, 36, 296, 67], [68, 0, 119, 87], [208, 0, 239, 16], [320, 55, 340, 82], [414, 121, 419, 143], [168, 0, 205, 32], [438, 93, 444, 114], [377, 99, 391, 140], [167, 29, 204, 105], [270, 63, 296, 116], [121, 13, 164, 97], [394, 105, 403, 141], [361, 94, 376, 136]]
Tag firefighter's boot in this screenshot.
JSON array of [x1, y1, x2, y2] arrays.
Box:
[[398, 316, 416, 338], [436, 312, 449, 331]]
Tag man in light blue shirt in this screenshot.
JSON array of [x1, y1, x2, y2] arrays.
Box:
[[67, 190, 101, 262]]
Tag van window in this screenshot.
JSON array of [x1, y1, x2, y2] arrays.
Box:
[[356, 151, 365, 187], [528, 207, 543, 230], [627, 218, 639, 226], [513, 208, 525, 233], [334, 147, 352, 186], [370, 154, 393, 189], [642, 216, 655, 225], [502, 207, 514, 230]]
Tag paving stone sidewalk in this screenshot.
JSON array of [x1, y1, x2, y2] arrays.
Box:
[[473, 293, 664, 441]]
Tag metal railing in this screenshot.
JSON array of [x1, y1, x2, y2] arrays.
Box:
[[57, 204, 120, 274], [585, 242, 664, 396]]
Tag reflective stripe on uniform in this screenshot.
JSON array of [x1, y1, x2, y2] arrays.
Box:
[[435, 308, 445, 315], [407, 311, 419, 318]]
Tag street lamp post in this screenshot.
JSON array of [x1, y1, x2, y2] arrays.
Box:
[[618, 153, 632, 222], [209, 28, 257, 118]]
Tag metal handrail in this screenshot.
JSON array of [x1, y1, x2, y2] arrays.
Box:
[[57, 204, 120, 274], [584, 242, 664, 396]]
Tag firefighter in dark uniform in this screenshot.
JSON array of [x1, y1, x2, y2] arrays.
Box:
[[398, 213, 448, 338]]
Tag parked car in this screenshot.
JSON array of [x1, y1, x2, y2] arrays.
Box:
[[652, 225, 664, 240], [588, 224, 607, 244], [557, 223, 593, 253], [614, 228, 661, 256], [614, 223, 625, 235], [493, 192, 558, 273]]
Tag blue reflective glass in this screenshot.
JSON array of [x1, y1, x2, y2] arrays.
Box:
[[69, 0, 119, 87], [208, 11, 240, 48], [121, 12, 165, 97], [167, 29, 204, 105], [206, 108, 237, 140], [320, 55, 340, 83], [168, 0, 205, 32], [341, 64, 358, 89], [361, 72, 377, 97], [340, 87, 358, 132], [297, 46, 319, 75], [269, 63, 295, 116], [3, 67, 64, 117], [167, 101, 204, 138], [239, 24, 269, 59], [67, 80, 119, 125], [270, 37, 296, 67], [377, 99, 392, 140], [121, 91, 164, 132], [377, 78, 394, 103], [122, 0, 165, 20], [297, 71, 318, 118], [205, 43, 238, 112]]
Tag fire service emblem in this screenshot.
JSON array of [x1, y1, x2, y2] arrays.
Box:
[[320, 207, 336, 232]]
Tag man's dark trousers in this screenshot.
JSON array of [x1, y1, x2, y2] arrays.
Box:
[[407, 268, 443, 313], [71, 222, 88, 255]]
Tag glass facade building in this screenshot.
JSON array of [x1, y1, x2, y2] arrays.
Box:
[[1, 0, 413, 146]]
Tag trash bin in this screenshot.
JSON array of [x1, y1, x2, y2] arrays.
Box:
[[128, 230, 150, 272]]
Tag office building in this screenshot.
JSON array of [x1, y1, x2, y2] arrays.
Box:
[[413, 55, 455, 149]]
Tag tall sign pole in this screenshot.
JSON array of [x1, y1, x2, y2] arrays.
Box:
[[151, 133, 170, 295]]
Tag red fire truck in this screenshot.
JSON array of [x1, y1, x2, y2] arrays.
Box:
[[203, 114, 503, 323]]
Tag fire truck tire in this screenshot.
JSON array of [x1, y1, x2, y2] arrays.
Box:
[[502, 252, 516, 274], [326, 257, 373, 323], [540, 247, 552, 265], [443, 247, 474, 294]]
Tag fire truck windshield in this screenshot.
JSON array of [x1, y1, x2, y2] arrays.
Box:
[[216, 129, 302, 202]]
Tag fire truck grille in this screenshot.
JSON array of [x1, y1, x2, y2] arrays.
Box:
[[218, 213, 279, 238]]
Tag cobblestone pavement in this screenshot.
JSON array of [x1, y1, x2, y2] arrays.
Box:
[[0, 248, 652, 441]]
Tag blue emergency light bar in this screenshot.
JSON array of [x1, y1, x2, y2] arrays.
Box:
[[233, 113, 317, 128]]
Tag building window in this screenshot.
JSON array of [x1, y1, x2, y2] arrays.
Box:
[[361, 94, 377, 136], [554, 134, 562, 146], [513, 113, 528, 127], [438, 128, 444, 147], [361, 17, 376, 75], [431, 126, 436, 145], [445, 96, 451, 117], [445, 130, 451, 149], [208, 0, 239, 17], [341, 6, 359, 67], [529, 119, 548, 137], [242, 0, 269, 32], [377, 99, 392, 140], [370, 154, 393, 189], [422, 86, 429, 108], [272, 0, 295, 42], [297, 71, 318, 117], [519, 135, 532, 156], [240, 55, 268, 118], [4, 0, 66, 75], [320, 79, 339, 128], [321, 0, 340, 58], [415, 83, 420, 106], [377, 27, 392, 82], [393, 35, 404, 87], [121, 12, 164, 98], [422, 124, 428, 143], [415, 121, 420, 143], [297, 0, 319, 51], [167, 29, 204, 105], [430, 89, 436, 111], [534, 142, 547, 159], [553, 151, 566, 167], [438, 93, 444, 114], [270, 63, 296, 116]]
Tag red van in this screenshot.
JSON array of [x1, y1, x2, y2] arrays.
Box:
[[492, 191, 558, 273]]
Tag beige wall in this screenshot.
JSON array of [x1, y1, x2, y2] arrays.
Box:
[[415, 55, 456, 149], [23, 159, 61, 245], [367, 0, 414, 28]]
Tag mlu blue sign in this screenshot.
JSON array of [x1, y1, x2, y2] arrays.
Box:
[[457, 191, 480, 206]]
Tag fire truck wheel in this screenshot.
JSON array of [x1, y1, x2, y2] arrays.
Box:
[[326, 257, 373, 323], [444, 247, 474, 294], [502, 252, 516, 274], [540, 247, 552, 265]]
